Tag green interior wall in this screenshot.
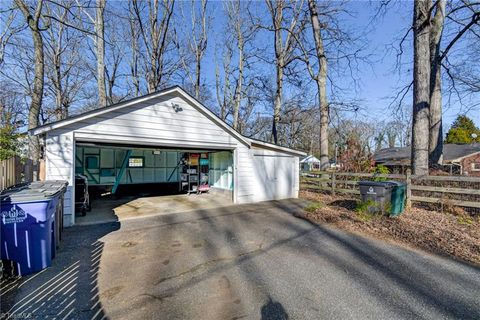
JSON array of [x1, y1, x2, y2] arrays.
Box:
[[76, 146, 181, 185], [209, 151, 233, 190], [75, 146, 233, 190]]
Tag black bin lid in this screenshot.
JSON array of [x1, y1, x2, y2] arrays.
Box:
[[1, 180, 69, 203], [358, 181, 396, 188], [386, 180, 405, 186]]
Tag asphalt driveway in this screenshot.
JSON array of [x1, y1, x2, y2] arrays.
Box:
[[1, 199, 479, 320]]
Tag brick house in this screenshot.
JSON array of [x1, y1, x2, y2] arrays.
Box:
[[374, 144, 480, 177], [459, 152, 480, 177]]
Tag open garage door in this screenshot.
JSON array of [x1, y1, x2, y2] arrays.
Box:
[[73, 143, 234, 224]]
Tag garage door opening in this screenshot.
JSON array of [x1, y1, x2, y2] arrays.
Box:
[[74, 143, 234, 224]]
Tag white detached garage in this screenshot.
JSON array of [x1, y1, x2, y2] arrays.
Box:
[[30, 86, 305, 226]]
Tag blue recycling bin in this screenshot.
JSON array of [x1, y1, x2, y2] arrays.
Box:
[[1, 181, 68, 276]]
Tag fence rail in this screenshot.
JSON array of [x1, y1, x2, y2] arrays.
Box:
[[301, 170, 480, 210]]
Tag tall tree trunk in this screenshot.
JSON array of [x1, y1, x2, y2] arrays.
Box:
[[412, 0, 431, 175], [195, 51, 201, 99], [272, 61, 283, 144], [233, 32, 244, 131], [387, 131, 396, 148], [128, 2, 140, 96], [308, 0, 329, 170], [96, 0, 107, 106], [428, 0, 446, 166], [53, 52, 64, 120], [271, 0, 284, 144], [15, 0, 45, 181]]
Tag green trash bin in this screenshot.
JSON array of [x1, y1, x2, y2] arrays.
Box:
[[388, 181, 406, 216]]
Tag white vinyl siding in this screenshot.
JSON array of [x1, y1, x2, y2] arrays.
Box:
[[45, 131, 75, 226], [61, 94, 239, 149]]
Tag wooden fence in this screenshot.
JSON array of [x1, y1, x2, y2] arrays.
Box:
[[0, 156, 23, 191], [301, 170, 480, 211]]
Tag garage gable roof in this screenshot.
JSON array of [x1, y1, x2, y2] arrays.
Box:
[[248, 138, 307, 157], [29, 86, 307, 156], [29, 86, 250, 147]]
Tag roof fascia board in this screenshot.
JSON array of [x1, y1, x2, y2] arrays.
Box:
[[249, 139, 306, 156]]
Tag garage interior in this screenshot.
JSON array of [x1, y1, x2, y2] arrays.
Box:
[[74, 142, 234, 224]]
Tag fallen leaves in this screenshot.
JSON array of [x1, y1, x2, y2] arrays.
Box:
[[300, 191, 480, 265]]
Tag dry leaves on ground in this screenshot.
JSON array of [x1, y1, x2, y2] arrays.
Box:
[[299, 190, 480, 265]]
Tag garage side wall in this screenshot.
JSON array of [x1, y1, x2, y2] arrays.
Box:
[[45, 130, 75, 226], [236, 146, 299, 203]]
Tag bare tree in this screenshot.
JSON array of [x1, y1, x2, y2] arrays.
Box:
[[214, 44, 233, 121], [305, 0, 328, 170], [14, 0, 47, 179], [428, 0, 446, 166], [127, 0, 142, 96], [95, 0, 107, 106], [132, 0, 175, 93], [43, 0, 88, 120], [265, 0, 305, 144], [0, 9, 23, 66], [411, 0, 431, 175], [187, 0, 208, 99], [225, 0, 249, 130], [390, 1, 479, 168], [75, 0, 108, 106], [44, 2, 68, 120], [104, 7, 126, 104]]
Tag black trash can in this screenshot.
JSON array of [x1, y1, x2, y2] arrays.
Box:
[[358, 181, 395, 215], [75, 174, 90, 216]]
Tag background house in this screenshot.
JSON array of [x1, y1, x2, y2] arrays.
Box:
[[300, 155, 321, 171], [374, 144, 480, 176]]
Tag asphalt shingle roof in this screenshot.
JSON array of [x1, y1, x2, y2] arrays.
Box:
[[374, 144, 480, 165]]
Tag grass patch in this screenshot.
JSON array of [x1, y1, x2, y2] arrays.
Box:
[[304, 202, 323, 213], [457, 216, 474, 225]]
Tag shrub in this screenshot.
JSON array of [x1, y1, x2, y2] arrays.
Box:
[[356, 199, 390, 220], [373, 165, 390, 182]]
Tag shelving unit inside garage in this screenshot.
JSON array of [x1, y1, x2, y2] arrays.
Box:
[[180, 153, 210, 194]]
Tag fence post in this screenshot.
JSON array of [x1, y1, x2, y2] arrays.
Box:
[[406, 169, 412, 209], [331, 172, 336, 195]]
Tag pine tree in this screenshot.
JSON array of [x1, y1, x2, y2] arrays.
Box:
[[445, 115, 480, 144]]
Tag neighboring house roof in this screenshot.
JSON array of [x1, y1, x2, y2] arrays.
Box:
[[29, 86, 306, 156], [300, 155, 320, 163], [374, 144, 480, 166]]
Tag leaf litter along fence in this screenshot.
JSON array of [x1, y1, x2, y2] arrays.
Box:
[[301, 170, 480, 215]]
